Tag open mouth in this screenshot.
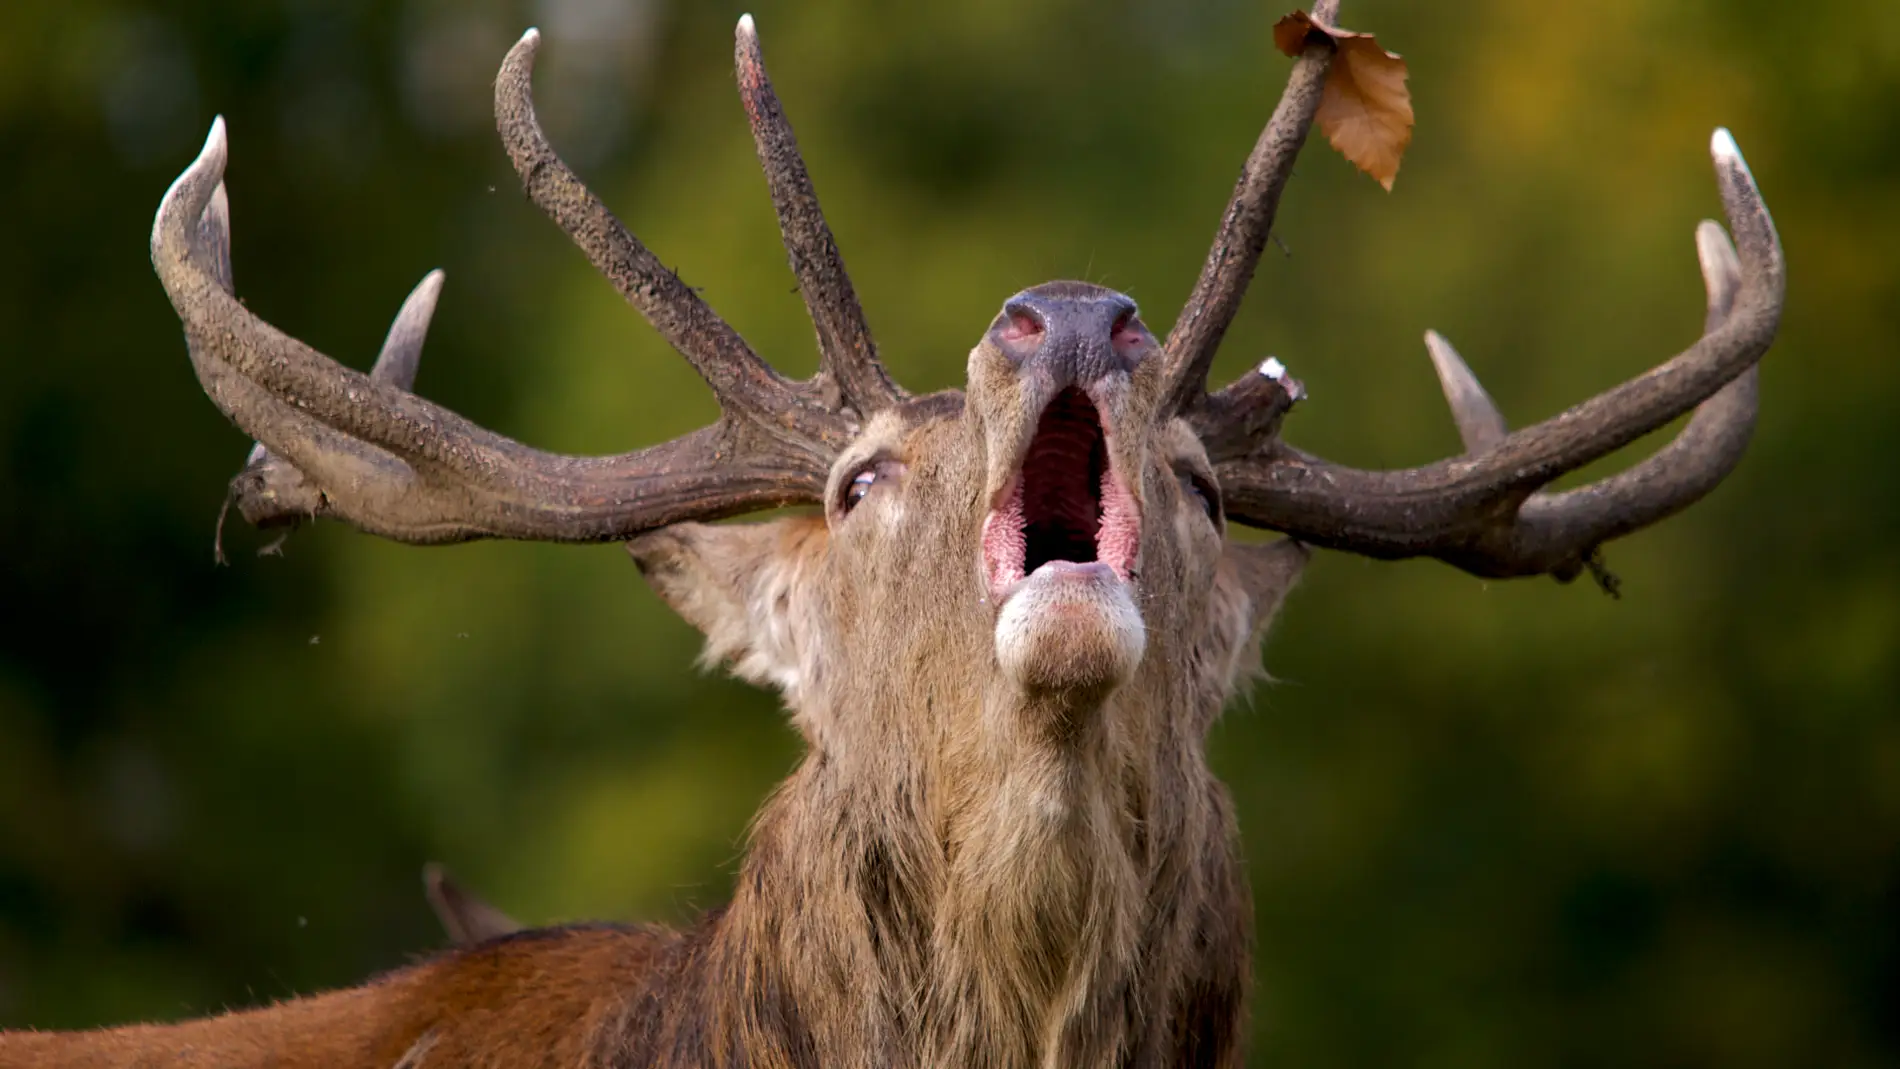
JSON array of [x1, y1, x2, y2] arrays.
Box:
[[982, 387, 1141, 598]]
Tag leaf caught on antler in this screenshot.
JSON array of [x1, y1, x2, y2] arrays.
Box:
[[1273, 10, 1414, 191]]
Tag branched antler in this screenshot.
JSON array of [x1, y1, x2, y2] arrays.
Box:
[[1169, 1, 1783, 585], [1209, 131, 1781, 581], [158, 20, 890, 549]]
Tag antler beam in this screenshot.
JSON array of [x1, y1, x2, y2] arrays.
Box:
[[1163, 0, 1782, 584], [157, 21, 892, 548], [1213, 130, 1783, 580]]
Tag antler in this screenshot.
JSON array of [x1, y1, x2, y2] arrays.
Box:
[[157, 20, 888, 547], [1168, 2, 1783, 584], [734, 16, 904, 418], [1213, 130, 1781, 583], [1161, 0, 1342, 418]]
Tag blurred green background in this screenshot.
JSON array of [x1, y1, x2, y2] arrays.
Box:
[[2, 0, 1896, 1065]]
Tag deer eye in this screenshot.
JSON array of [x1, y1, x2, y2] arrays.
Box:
[[1180, 470, 1221, 524], [836, 459, 904, 517]]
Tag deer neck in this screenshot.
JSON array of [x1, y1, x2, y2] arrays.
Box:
[[706, 674, 1227, 1068]]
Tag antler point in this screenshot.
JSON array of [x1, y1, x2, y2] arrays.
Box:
[[1709, 127, 1763, 191], [1693, 220, 1736, 270], [738, 13, 757, 36], [1710, 126, 1739, 162], [1423, 329, 1508, 454]]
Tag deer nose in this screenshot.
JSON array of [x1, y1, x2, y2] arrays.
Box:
[[988, 283, 1151, 386]]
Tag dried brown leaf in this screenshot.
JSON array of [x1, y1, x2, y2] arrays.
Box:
[[1272, 10, 1323, 57], [1271, 11, 1415, 191]]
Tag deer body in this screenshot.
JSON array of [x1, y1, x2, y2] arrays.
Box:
[[0, 3, 1783, 1066], [10, 483, 1280, 1067]]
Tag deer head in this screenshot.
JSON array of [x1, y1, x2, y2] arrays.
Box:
[[140, 4, 1784, 1065]]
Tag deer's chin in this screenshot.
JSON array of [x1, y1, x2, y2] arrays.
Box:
[[993, 562, 1146, 694]]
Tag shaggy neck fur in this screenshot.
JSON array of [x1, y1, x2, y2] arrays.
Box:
[[668, 663, 1249, 1069]]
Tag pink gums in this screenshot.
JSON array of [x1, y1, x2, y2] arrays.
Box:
[[1096, 473, 1140, 578], [982, 489, 1030, 592]]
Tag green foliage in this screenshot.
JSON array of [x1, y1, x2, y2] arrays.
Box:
[[1, 0, 1895, 1064]]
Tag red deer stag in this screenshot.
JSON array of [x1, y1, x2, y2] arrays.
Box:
[[1, 3, 1782, 1066]]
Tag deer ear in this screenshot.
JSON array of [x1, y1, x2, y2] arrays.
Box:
[[1221, 537, 1310, 639], [628, 517, 829, 697]]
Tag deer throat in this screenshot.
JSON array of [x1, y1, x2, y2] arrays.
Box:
[[927, 739, 1145, 1067]]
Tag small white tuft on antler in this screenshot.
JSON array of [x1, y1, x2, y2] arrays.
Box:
[[738, 13, 756, 36], [518, 27, 541, 48], [1257, 357, 1306, 401]]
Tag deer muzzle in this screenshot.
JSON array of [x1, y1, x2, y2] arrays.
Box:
[[973, 282, 1154, 693]]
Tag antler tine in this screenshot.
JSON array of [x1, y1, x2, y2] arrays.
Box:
[[1191, 356, 1307, 463], [1218, 128, 1784, 581], [495, 29, 846, 448], [1161, 0, 1342, 418], [370, 268, 444, 393], [193, 177, 317, 557], [184, 165, 349, 543], [734, 14, 904, 418], [157, 117, 837, 546], [221, 269, 445, 539], [1423, 330, 1508, 454], [1504, 221, 1758, 582]]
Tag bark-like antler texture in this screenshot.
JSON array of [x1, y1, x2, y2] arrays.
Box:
[[158, 6, 1782, 586], [157, 23, 887, 548], [1164, 0, 1782, 584]]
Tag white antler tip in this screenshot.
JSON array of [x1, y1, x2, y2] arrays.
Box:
[[1259, 356, 1288, 381], [202, 115, 228, 161], [158, 116, 229, 233], [518, 27, 541, 48], [1710, 127, 1739, 161], [738, 13, 756, 35], [1708, 126, 1760, 190]]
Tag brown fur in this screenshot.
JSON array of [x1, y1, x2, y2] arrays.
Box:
[[0, 290, 1306, 1067]]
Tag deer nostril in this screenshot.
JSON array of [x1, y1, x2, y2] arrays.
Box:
[[995, 300, 1047, 358], [990, 284, 1146, 376], [1109, 308, 1148, 353], [1002, 313, 1043, 343]]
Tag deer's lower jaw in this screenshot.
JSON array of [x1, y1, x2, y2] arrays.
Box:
[[993, 562, 1146, 694]]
